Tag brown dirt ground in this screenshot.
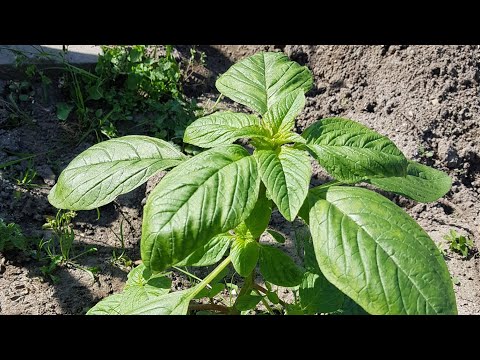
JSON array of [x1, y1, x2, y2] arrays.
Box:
[[0, 45, 479, 314]]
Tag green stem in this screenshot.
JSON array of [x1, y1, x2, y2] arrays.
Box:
[[254, 289, 275, 315], [173, 266, 211, 289], [253, 283, 287, 307], [210, 94, 223, 112], [69, 247, 97, 262], [190, 256, 231, 299], [231, 270, 255, 314]]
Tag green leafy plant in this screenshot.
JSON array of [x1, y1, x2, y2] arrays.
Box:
[[14, 160, 39, 189], [39, 210, 98, 282], [0, 218, 27, 252], [59, 45, 199, 141], [443, 229, 475, 258], [49, 52, 457, 315]]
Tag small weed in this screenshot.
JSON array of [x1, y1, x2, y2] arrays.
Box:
[[0, 218, 27, 252], [436, 241, 448, 257], [110, 220, 133, 269], [443, 229, 475, 258], [15, 160, 39, 189], [9, 46, 53, 102], [58, 45, 200, 141], [182, 46, 207, 84], [8, 80, 35, 103], [418, 145, 434, 159], [39, 210, 98, 282], [0, 94, 32, 125]]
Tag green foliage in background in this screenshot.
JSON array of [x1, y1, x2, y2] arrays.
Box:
[[0, 218, 27, 252], [59, 45, 201, 140]]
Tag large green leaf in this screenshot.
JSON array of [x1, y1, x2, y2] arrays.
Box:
[[124, 264, 172, 295], [263, 90, 305, 134], [299, 271, 345, 314], [86, 294, 124, 315], [303, 118, 407, 182], [183, 112, 269, 148], [48, 136, 185, 210], [216, 52, 313, 115], [368, 160, 452, 203], [259, 245, 304, 287], [88, 288, 193, 315], [235, 294, 263, 311], [255, 147, 311, 221], [142, 145, 260, 272], [124, 289, 194, 315], [231, 236, 259, 277], [338, 297, 369, 315], [307, 185, 457, 315], [87, 265, 172, 315], [175, 234, 233, 267]]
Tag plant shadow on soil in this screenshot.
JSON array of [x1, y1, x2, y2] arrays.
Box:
[[3, 239, 131, 314]]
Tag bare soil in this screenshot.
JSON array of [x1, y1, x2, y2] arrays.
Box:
[[1, 45, 479, 314]]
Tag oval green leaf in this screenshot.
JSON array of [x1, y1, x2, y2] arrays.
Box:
[[307, 185, 457, 315], [208, 283, 225, 298], [303, 118, 407, 182], [231, 236, 260, 277], [87, 293, 124, 315], [49, 136, 185, 210], [142, 145, 260, 272], [263, 90, 306, 134], [368, 160, 452, 203], [299, 271, 345, 314], [236, 184, 272, 239], [125, 264, 172, 296], [216, 52, 313, 115], [88, 265, 172, 315], [259, 245, 304, 287], [235, 294, 263, 311], [255, 146, 312, 221], [124, 289, 194, 315], [184, 112, 269, 148], [266, 229, 285, 244]]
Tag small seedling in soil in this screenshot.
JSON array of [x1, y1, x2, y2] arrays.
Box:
[[14, 160, 39, 189], [110, 220, 133, 269], [0, 218, 27, 252], [39, 210, 98, 282], [417, 145, 434, 159], [444, 229, 475, 258], [49, 51, 457, 315]]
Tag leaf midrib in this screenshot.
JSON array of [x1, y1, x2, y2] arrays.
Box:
[[147, 155, 253, 263]]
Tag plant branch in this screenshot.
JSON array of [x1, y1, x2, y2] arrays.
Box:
[[253, 289, 275, 315], [253, 283, 287, 307], [231, 270, 255, 314], [190, 256, 231, 299]]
